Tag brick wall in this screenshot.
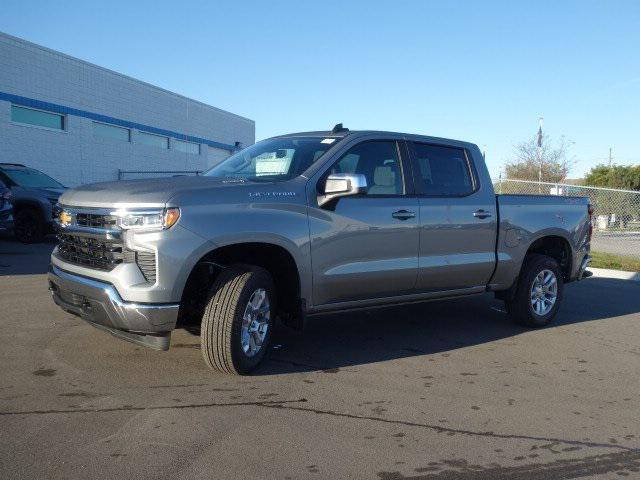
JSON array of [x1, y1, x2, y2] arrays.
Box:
[[0, 32, 255, 186]]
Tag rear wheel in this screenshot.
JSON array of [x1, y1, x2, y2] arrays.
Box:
[[14, 208, 45, 243], [505, 254, 563, 327], [200, 264, 275, 374]]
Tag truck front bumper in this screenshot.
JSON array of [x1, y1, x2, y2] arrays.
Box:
[[48, 265, 179, 350]]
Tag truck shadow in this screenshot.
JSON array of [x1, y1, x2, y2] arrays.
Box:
[[253, 277, 640, 375]]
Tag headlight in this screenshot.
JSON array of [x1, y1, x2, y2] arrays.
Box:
[[53, 203, 65, 221], [116, 208, 180, 231]]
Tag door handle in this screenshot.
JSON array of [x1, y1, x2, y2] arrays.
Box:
[[392, 210, 416, 220], [473, 209, 492, 219]]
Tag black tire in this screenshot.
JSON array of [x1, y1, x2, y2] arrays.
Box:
[[200, 264, 275, 374], [14, 208, 45, 243], [505, 254, 564, 327]]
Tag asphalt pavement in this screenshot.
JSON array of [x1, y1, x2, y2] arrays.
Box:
[[592, 232, 640, 259], [1, 237, 640, 479]]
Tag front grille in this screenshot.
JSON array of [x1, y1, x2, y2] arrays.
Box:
[[136, 251, 157, 283], [57, 233, 124, 271], [75, 212, 118, 229], [56, 208, 157, 284]]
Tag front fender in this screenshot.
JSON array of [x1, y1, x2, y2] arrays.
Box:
[[177, 202, 312, 304]]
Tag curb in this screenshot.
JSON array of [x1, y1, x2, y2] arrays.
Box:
[[589, 267, 640, 282]]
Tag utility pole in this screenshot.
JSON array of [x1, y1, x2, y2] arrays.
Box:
[[608, 147, 613, 166]]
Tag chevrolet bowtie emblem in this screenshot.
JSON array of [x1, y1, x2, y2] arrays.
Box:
[[59, 210, 72, 226]]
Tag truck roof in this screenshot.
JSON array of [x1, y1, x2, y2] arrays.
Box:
[[272, 129, 476, 149]]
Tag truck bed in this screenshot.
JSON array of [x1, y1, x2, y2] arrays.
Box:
[[488, 194, 591, 290]]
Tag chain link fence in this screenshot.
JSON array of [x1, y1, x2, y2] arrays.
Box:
[[495, 178, 640, 259]]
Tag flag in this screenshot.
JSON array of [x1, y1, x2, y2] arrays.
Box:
[[537, 126, 543, 148]]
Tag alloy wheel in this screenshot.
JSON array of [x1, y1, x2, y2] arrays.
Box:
[[240, 288, 270, 357]]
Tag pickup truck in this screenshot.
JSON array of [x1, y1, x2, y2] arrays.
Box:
[[49, 126, 592, 374]]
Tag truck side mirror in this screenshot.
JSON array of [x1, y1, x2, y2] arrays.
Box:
[[318, 173, 367, 207]]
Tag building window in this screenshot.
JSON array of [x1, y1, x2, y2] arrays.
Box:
[[11, 105, 65, 130], [93, 122, 130, 141], [137, 131, 169, 149], [173, 139, 200, 155]]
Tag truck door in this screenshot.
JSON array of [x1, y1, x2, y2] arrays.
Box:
[[408, 142, 497, 291], [308, 140, 420, 306]]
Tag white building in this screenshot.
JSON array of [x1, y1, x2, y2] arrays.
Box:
[[0, 32, 254, 187]]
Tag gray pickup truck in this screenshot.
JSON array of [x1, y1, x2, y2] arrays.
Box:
[[49, 126, 592, 374]]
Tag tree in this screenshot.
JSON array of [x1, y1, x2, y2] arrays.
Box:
[[504, 135, 572, 182], [584, 164, 640, 191]]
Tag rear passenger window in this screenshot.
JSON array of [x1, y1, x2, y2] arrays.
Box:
[[410, 143, 475, 196]]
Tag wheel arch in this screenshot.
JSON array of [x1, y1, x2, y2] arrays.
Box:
[[12, 199, 46, 217], [524, 234, 573, 281], [177, 240, 305, 329], [494, 232, 574, 301]]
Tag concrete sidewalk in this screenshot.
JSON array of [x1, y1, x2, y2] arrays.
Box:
[[589, 267, 640, 282]]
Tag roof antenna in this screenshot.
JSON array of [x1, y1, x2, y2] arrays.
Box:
[[331, 123, 349, 133]]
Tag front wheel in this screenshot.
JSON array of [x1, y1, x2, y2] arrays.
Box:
[[200, 264, 275, 374], [505, 254, 564, 327]]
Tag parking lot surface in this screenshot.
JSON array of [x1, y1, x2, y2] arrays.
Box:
[[1, 238, 640, 479]]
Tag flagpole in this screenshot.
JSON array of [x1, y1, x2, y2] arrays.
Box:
[[537, 117, 544, 193]]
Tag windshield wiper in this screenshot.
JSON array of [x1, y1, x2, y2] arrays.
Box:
[[245, 175, 289, 183]]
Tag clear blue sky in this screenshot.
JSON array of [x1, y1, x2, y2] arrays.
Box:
[[2, 0, 638, 177]]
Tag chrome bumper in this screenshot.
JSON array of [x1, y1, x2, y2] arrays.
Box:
[[577, 254, 593, 280], [48, 265, 179, 350]]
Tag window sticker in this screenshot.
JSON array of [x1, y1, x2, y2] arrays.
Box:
[[255, 150, 293, 176], [321, 138, 336, 144]]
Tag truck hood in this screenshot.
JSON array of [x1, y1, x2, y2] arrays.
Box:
[[37, 187, 66, 197], [59, 176, 246, 208]]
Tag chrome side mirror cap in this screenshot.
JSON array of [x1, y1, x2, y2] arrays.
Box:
[[318, 173, 367, 207]]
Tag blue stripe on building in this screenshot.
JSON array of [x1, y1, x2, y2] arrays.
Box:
[[0, 91, 236, 152]]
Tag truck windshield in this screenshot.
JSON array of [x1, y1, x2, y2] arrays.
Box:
[[3, 167, 64, 189], [204, 137, 335, 182]]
